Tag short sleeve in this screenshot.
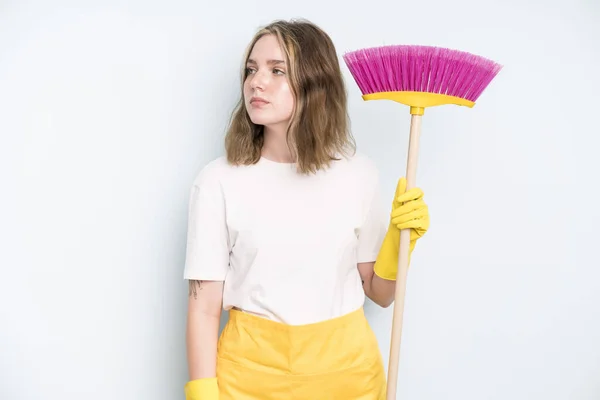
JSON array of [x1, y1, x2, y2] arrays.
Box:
[[356, 167, 388, 263], [183, 165, 230, 281]]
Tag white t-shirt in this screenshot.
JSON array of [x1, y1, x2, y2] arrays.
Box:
[[183, 152, 387, 325]]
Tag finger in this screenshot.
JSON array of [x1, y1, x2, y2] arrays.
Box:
[[409, 229, 423, 241], [391, 211, 428, 227], [393, 212, 429, 228], [394, 177, 407, 198], [394, 218, 429, 232], [396, 220, 429, 235], [393, 224, 426, 241], [392, 178, 407, 208], [392, 219, 428, 233], [391, 201, 427, 218], [396, 187, 424, 204]]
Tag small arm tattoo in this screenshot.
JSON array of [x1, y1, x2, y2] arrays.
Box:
[[188, 280, 204, 299]]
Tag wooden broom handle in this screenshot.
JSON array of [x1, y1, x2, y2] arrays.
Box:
[[386, 113, 422, 400]]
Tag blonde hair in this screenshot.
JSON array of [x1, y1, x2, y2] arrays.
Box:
[[224, 19, 356, 174]]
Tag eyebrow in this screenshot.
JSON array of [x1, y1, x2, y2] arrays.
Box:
[[246, 58, 286, 65]]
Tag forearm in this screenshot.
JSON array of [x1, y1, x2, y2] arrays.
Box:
[[186, 280, 223, 380], [186, 310, 221, 379], [368, 271, 396, 308]]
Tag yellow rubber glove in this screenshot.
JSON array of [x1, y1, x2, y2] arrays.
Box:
[[184, 377, 219, 400], [374, 177, 429, 280]]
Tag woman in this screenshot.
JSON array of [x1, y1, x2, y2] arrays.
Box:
[[183, 19, 429, 400]]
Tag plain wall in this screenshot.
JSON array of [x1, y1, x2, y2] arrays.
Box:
[[1, 0, 599, 399]]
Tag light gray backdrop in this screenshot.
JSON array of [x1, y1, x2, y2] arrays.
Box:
[[1, 0, 599, 399]]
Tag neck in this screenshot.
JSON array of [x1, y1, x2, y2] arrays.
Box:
[[261, 124, 294, 163]]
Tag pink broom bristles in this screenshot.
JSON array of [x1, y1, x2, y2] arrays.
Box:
[[343, 45, 503, 102]]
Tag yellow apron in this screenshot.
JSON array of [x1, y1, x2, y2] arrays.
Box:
[[216, 306, 387, 399]]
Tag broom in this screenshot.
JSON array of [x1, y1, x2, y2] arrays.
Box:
[[342, 44, 502, 400]]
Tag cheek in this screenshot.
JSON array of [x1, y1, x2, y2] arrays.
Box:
[[278, 82, 294, 113], [243, 79, 251, 97]]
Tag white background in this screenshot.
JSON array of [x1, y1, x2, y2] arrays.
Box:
[[1, 0, 599, 399]]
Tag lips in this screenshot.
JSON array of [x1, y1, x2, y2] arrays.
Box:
[[250, 96, 269, 105]]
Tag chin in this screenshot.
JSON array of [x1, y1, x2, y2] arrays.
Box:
[[248, 115, 269, 125], [246, 106, 290, 128], [247, 112, 275, 126]]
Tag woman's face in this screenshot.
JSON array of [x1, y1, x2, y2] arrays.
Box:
[[243, 34, 294, 130]]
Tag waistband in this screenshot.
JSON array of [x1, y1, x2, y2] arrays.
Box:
[[228, 305, 366, 334]]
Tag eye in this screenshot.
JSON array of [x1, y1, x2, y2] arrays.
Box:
[[245, 67, 256, 75], [273, 68, 285, 75]]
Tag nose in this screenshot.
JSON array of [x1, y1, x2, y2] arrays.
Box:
[[249, 69, 268, 91]]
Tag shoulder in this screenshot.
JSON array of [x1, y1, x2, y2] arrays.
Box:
[[191, 155, 232, 188], [336, 151, 381, 182]]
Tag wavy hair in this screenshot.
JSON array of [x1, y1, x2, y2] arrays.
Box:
[[224, 19, 356, 174]]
